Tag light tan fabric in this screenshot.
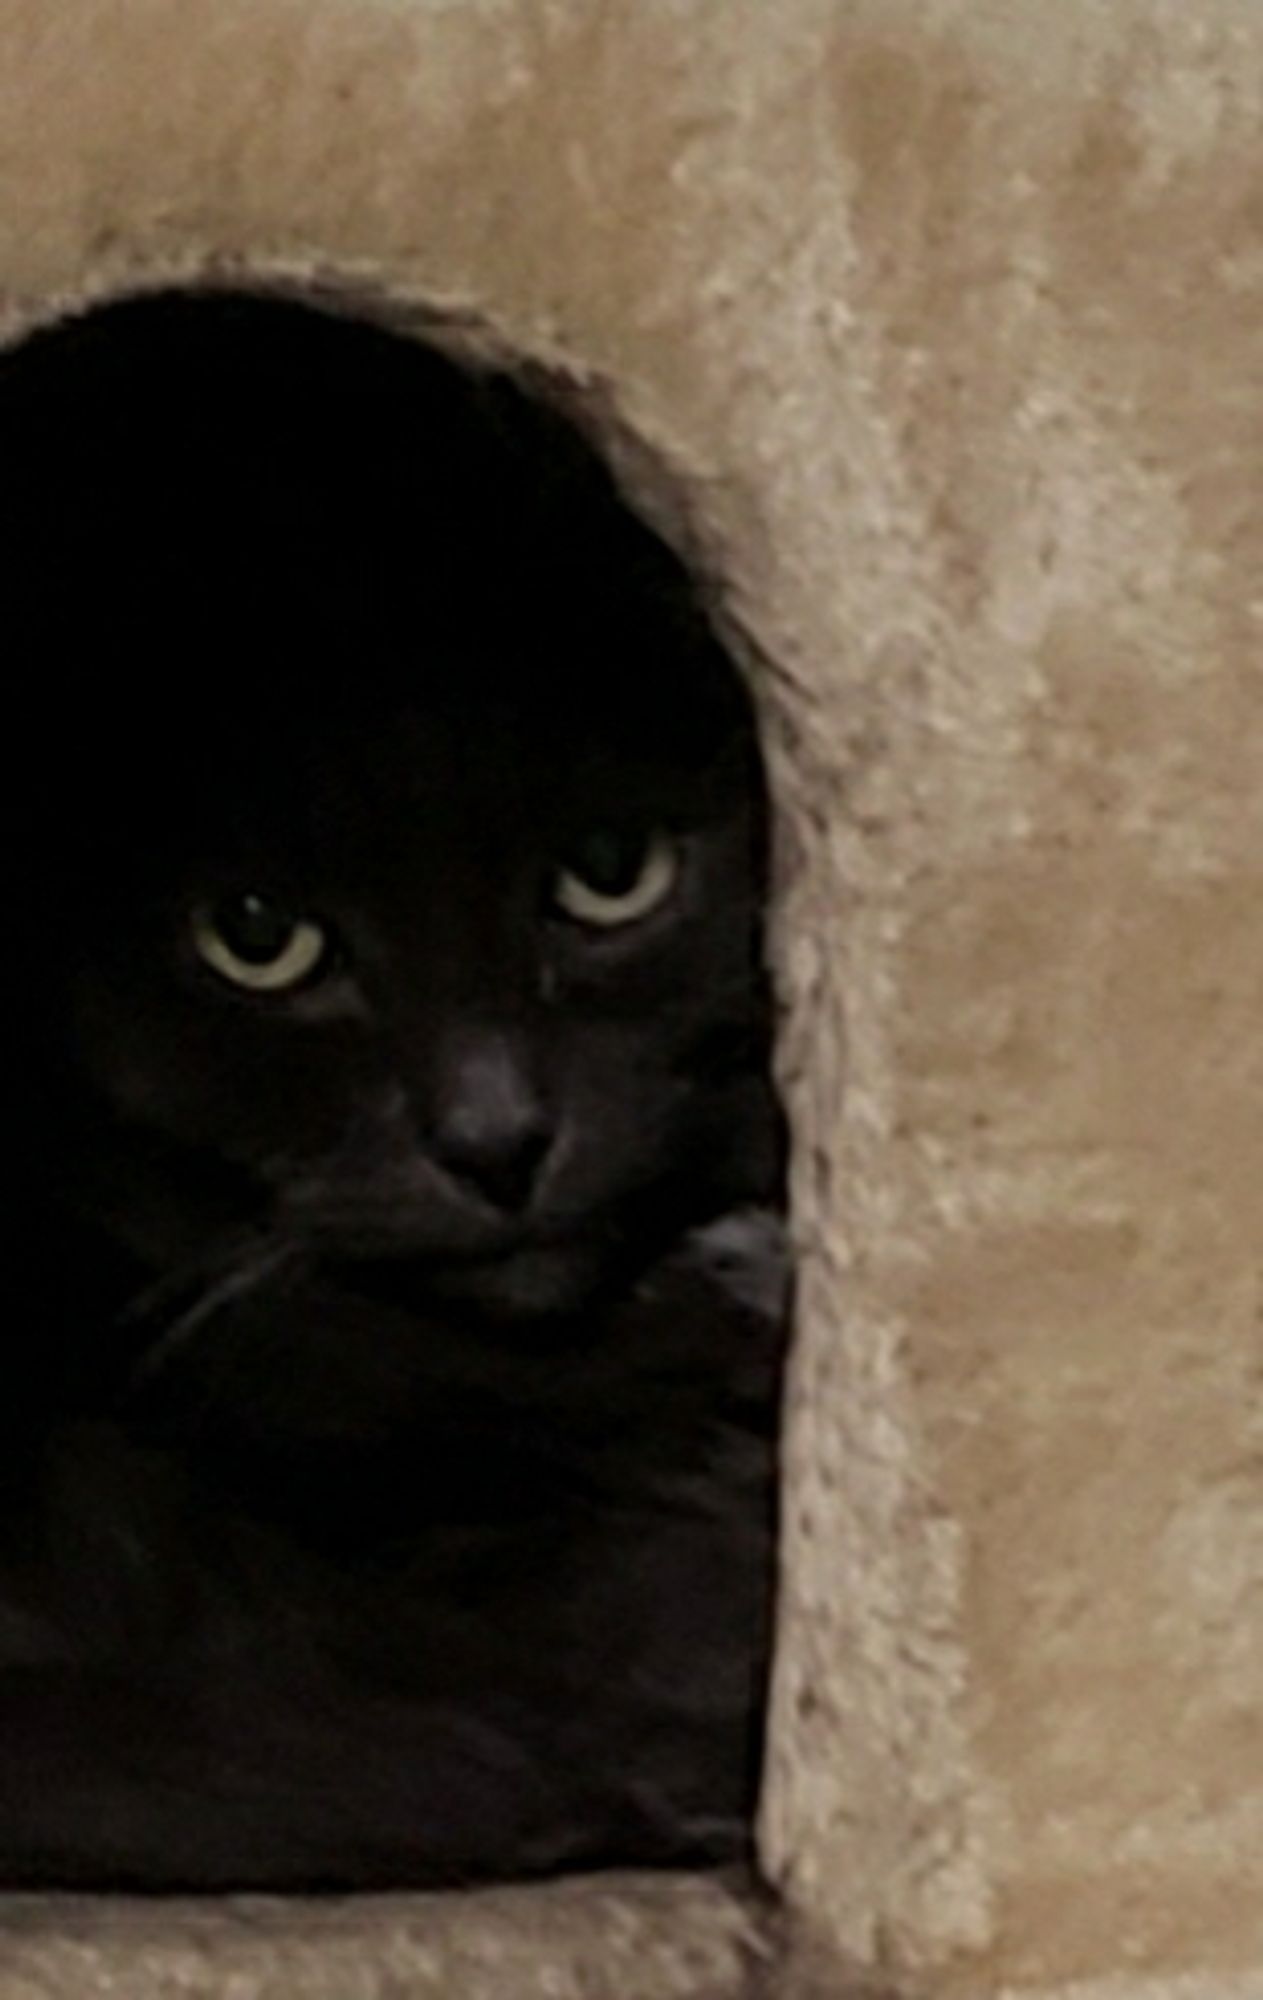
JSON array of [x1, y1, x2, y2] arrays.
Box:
[[0, 1, 1259, 1993]]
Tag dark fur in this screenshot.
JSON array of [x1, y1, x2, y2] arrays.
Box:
[[0, 294, 787, 1891]]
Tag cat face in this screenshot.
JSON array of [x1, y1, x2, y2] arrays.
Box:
[[7, 292, 780, 1332], [2, 286, 779, 1344], [52, 675, 775, 1323]]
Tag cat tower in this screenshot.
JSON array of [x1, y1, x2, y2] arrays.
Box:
[[1, 2, 1259, 1995]]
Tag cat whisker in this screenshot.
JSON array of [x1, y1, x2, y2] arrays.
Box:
[[120, 1238, 299, 1400]]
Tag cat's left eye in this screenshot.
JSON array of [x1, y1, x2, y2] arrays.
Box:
[[553, 829, 680, 929], [190, 895, 329, 993]]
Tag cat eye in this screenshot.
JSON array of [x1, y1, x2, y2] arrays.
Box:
[[553, 829, 680, 928], [190, 894, 329, 993]]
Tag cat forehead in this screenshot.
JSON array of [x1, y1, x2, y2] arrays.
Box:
[[180, 667, 717, 801], [153, 704, 687, 869]]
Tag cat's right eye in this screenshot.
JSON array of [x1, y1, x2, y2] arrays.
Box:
[[190, 894, 329, 994]]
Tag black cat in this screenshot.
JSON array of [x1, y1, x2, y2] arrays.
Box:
[[0, 294, 788, 1890]]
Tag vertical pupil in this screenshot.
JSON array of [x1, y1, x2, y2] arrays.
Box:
[[218, 895, 293, 964], [572, 830, 646, 895]]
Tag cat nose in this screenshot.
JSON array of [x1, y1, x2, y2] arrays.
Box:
[[429, 1035, 553, 1213]]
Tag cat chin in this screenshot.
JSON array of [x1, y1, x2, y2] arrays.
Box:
[[421, 1242, 610, 1327]]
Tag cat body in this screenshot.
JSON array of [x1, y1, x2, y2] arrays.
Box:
[[0, 293, 787, 1890], [0, 1212, 784, 1888]]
